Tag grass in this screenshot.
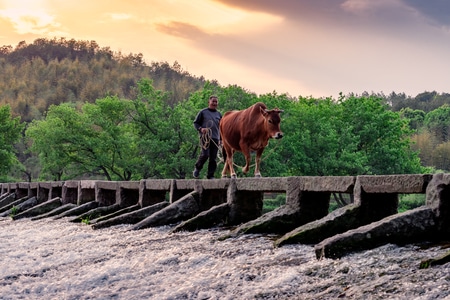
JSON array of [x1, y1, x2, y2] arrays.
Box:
[[263, 194, 286, 214], [398, 194, 426, 213], [9, 205, 18, 218]]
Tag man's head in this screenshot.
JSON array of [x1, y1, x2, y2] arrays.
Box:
[[208, 95, 218, 110]]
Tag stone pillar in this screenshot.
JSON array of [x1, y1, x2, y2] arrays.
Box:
[[139, 179, 172, 207], [16, 182, 29, 200], [117, 181, 140, 208], [38, 182, 51, 202], [95, 181, 118, 206], [170, 179, 195, 203], [62, 181, 79, 204], [78, 180, 96, 205], [426, 173, 450, 234], [227, 179, 264, 225]]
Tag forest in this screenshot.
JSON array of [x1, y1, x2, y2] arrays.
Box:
[[1, 37, 450, 182]]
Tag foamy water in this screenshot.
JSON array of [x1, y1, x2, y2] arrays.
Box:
[[0, 217, 449, 299]]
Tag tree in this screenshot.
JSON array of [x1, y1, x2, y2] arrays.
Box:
[[274, 95, 424, 177], [339, 95, 423, 175], [431, 141, 450, 172], [410, 130, 439, 168], [399, 107, 426, 131], [424, 104, 450, 143], [26, 97, 139, 181], [0, 105, 24, 179]]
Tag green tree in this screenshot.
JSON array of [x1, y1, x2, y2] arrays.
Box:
[[26, 97, 139, 181], [399, 107, 426, 131], [339, 95, 423, 175], [424, 104, 450, 143], [273, 95, 423, 177], [0, 105, 24, 179]]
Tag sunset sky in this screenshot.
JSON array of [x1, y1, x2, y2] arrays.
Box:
[[1, 0, 449, 98]]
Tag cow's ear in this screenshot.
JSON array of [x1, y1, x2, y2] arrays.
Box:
[[260, 106, 269, 117]]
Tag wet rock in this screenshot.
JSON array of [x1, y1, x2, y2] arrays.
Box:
[[91, 202, 169, 230], [0, 193, 16, 210], [315, 207, 438, 259], [171, 203, 230, 232], [12, 197, 62, 220], [0, 196, 29, 214], [53, 201, 99, 219], [0, 197, 37, 217], [220, 206, 300, 241], [68, 204, 122, 223], [31, 203, 77, 220], [131, 191, 200, 230], [274, 204, 362, 247], [90, 204, 141, 224], [420, 250, 450, 268]]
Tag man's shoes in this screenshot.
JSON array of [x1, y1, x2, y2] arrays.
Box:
[[193, 168, 200, 179]]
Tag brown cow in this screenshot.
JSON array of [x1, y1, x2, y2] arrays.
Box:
[[220, 102, 283, 178]]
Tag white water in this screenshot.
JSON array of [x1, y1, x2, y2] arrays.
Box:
[[0, 217, 449, 299]]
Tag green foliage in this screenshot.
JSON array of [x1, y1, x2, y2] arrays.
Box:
[[339, 95, 423, 175], [399, 107, 426, 131], [9, 205, 18, 218], [0, 105, 24, 177], [274, 95, 424, 177], [263, 194, 286, 214], [26, 96, 140, 180], [398, 194, 426, 213], [130, 78, 188, 178], [424, 104, 450, 142]]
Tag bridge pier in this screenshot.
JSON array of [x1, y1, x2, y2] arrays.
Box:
[[1, 173, 449, 259], [275, 175, 432, 249]]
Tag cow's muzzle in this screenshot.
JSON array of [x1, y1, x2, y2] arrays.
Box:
[[274, 132, 283, 139]]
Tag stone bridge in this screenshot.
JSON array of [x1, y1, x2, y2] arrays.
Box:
[[1, 174, 449, 259]]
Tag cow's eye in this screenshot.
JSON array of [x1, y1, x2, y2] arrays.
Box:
[[268, 119, 273, 124]]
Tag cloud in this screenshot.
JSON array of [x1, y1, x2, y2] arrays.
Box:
[[1, 0, 450, 97], [404, 0, 450, 26], [155, 21, 207, 40]]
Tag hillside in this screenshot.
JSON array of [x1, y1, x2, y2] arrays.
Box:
[[0, 37, 217, 122]]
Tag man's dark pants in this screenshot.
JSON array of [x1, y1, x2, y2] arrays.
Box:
[[194, 138, 221, 179]]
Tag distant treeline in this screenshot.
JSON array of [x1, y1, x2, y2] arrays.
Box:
[[0, 37, 216, 122]]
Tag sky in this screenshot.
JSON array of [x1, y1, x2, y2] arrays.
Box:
[[0, 0, 450, 99]]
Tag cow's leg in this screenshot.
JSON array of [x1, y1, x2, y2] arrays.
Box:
[[222, 154, 233, 178], [241, 148, 251, 174], [221, 159, 228, 178], [228, 149, 237, 178], [221, 147, 230, 178], [222, 148, 237, 178], [254, 149, 264, 177]]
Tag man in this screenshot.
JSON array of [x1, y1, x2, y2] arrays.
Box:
[[193, 95, 222, 179]]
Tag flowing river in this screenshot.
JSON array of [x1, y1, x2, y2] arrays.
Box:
[[0, 217, 449, 299]]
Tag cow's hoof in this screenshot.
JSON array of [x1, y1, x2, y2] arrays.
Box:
[[221, 175, 228, 178], [255, 174, 261, 178], [231, 174, 237, 179]]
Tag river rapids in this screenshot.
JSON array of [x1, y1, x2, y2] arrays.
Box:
[[0, 218, 449, 299]]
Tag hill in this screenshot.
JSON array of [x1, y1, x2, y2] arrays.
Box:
[[0, 37, 218, 122]]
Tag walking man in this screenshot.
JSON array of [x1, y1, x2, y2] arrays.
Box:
[[193, 95, 222, 179]]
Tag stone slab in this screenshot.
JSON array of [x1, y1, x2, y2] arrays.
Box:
[[356, 174, 432, 194], [235, 177, 287, 191]]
